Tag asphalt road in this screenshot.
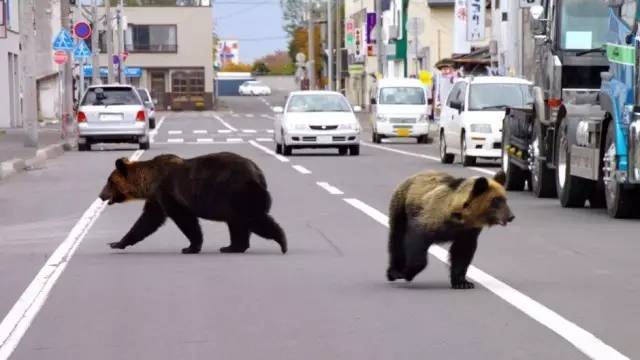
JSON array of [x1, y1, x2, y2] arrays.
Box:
[[0, 86, 639, 359]]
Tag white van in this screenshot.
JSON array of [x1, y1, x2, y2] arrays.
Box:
[[370, 78, 430, 143]]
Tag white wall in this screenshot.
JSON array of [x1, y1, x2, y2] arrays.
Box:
[[0, 31, 21, 128]]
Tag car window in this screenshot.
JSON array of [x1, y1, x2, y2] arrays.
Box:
[[82, 87, 141, 106], [467, 83, 534, 111], [378, 87, 425, 105], [137, 89, 150, 102], [446, 83, 464, 106], [286, 94, 351, 113], [457, 83, 467, 108]]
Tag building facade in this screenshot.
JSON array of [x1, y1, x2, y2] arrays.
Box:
[[0, 0, 21, 128]]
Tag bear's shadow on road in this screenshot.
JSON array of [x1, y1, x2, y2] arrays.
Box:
[[387, 281, 454, 291]]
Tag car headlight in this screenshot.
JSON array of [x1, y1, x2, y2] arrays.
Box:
[[470, 124, 492, 133], [339, 123, 360, 131], [376, 114, 388, 122], [418, 114, 428, 123], [286, 123, 307, 131]]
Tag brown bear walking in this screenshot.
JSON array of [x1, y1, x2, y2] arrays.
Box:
[[387, 170, 514, 289], [99, 152, 287, 254]]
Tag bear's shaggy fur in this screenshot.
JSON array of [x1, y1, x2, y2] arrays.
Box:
[[99, 152, 287, 254], [387, 170, 513, 289]]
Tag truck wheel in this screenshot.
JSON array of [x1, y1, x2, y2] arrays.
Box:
[[603, 120, 636, 218], [555, 117, 589, 207], [460, 134, 476, 167], [501, 118, 526, 191], [439, 131, 454, 164], [372, 131, 382, 144], [530, 122, 557, 198], [275, 142, 282, 154]]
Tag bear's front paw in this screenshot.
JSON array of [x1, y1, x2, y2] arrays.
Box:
[[109, 241, 127, 250], [451, 279, 475, 290], [181, 246, 201, 254], [219, 245, 248, 253]]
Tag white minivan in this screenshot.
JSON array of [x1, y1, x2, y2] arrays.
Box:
[[370, 78, 431, 143]]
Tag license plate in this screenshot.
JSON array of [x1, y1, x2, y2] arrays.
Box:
[[100, 114, 123, 121], [317, 136, 332, 144], [395, 128, 410, 137]]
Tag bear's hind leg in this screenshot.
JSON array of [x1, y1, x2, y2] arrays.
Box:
[[110, 199, 167, 250], [220, 221, 250, 253], [403, 227, 430, 282], [166, 210, 203, 254], [248, 214, 287, 254], [449, 229, 480, 289]]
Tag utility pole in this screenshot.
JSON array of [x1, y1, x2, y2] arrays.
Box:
[[307, 0, 315, 90], [61, 0, 75, 148], [116, 0, 124, 83], [335, 0, 341, 93], [106, 0, 114, 83], [20, 0, 37, 147], [327, 0, 332, 91], [375, 0, 383, 78], [76, 0, 84, 98], [91, 0, 100, 84]]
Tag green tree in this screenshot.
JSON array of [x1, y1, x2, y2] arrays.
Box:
[[252, 62, 270, 75]]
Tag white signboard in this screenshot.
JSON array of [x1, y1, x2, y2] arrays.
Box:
[[520, 0, 541, 7], [453, 0, 471, 54], [466, 0, 485, 42]]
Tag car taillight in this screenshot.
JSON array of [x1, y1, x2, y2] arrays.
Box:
[[77, 111, 87, 123], [136, 110, 146, 122]]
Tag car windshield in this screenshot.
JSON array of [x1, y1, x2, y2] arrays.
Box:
[[137, 89, 150, 102], [287, 94, 351, 112], [82, 87, 141, 106], [468, 84, 533, 111], [559, 0, 608, 50], [379, 87, 425, 105]]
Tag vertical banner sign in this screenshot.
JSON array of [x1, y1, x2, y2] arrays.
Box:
[[0, 0, 6, 39], [366, 12, 376, 44], [466, 0, 485, 41], [453, 0, 471, 54], [345, 18, 356, 53]]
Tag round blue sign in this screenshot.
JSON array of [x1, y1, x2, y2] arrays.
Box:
[[73, 22, 92, 40]]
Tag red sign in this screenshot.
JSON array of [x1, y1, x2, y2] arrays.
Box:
[[53, 50, 68, 64], [73, 21, 92, 39]]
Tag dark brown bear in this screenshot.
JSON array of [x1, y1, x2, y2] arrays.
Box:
[[99, 153, 287, 254], [387, 170, 514, 289]]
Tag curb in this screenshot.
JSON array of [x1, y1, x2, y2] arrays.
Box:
[[0, 142, 68, 181]]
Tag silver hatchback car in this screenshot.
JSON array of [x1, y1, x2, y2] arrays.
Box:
[[77, 85, 150, 151]]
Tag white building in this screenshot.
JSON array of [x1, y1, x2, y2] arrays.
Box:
[[0, 0, 21, 128]]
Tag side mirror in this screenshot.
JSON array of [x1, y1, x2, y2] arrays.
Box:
[[370, 98, 377, 105], [450, 100, 462, 111], [272, 106, 284, 113], [353, 105, 362, 113], [529, 5, 544, 20]]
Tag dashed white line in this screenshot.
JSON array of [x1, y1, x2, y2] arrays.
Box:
[[342, 198, 628, 360], [256, 138, 273, 142], [316, 182, 344, 195], [227, 138, 243, 143], [168, 138, 184, 143], [218, 129, 232, 134], [242, 129, 257, 133], [246, 114, 255, 118], [248, 140, 289, 162], [196, 138, 214, 143], [213, 114, 238, 132], [292, 165, 312, 174], [193, 130, 207, 134], [232, 114, 240, 118], [168, 130, 182, 135], [266, 129, 275, 134], [0, 150, 144, 359]]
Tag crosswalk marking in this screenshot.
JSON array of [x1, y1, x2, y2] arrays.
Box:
[[218, 129, 233, 134], [168, 130, 182, 135], [168, 138, 184, 143], [256, 138, 273, 142], [266, 129, 274, 134], [227, 138, 243, 143], [242, 129, 257, 133], [196, 138, 213, 143], [246, 114, 254, 118], [193, 130, 207, 134]]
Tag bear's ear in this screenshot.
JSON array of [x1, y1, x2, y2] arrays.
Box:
[[493, 170, 506, 186], [470, 177, 489, 198], [115, 158, 129, 177]]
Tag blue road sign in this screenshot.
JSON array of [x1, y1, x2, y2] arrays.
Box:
[[73, 40, 91, 59], [52, 29, 74, 51]]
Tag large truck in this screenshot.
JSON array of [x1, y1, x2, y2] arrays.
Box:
[[501, 0, 640, 218]]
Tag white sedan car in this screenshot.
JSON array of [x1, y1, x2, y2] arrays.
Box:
[[273, 91, 361, 156], [239, 81, 272, 96]]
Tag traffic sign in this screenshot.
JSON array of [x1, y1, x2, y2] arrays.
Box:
[[53, 50, 68, 64], [73, 21, 92, 40], [73, 40, 91, 59], [52, 29, 75, 51]]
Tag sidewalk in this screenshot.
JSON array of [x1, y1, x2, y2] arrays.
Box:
[[0, 124, 68, 180]]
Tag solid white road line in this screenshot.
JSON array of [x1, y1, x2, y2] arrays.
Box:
[[213, 114, 238, 132], [196, 138, 213, 143], [248, 140, 289, 163], [256, 138, 273, 142], [218, 129, 232, 134], [342, 198, 628, 360], [292, 165, 312, 175], [168, 130, 182, 135], [168, 138, 184, 143], [361, 142, 497, 176], [227, 138, 243, 143], [149, 116, 166, 143], [0, 150, 144, 359], [193, 130, 207, 134], [316, 182, 344, 195], [242, 129, 257, 133]]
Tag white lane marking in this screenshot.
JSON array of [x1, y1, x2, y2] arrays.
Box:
[[256, 138, 273, 142], [193, 130, 207, 134], [0, 150, 144, 359], [218, 129, 232, 134], [248, 140, 289, 163], [292, 165, 312, 174], [227, 138, 243, 143], [153, 141, 244, 145], [196, 138, 214, 143], [149, 115, 166, 143], [316, 182, 344, 195], [246, 114, 255, 118], [168, 138, 184, 143], [168, 130, 182, 135], [242, 129, 257, 133], [232, 114, 240, 118], [266, 129, 275, 134], [213, 114, 238, 132], [342, 198, 629, 360], [361, 142, 497, 176]]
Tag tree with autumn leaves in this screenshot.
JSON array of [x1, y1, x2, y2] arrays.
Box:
[[288, 26, 323, 87]]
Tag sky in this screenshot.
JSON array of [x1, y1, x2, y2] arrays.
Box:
[[212, 0, 289, 63]]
